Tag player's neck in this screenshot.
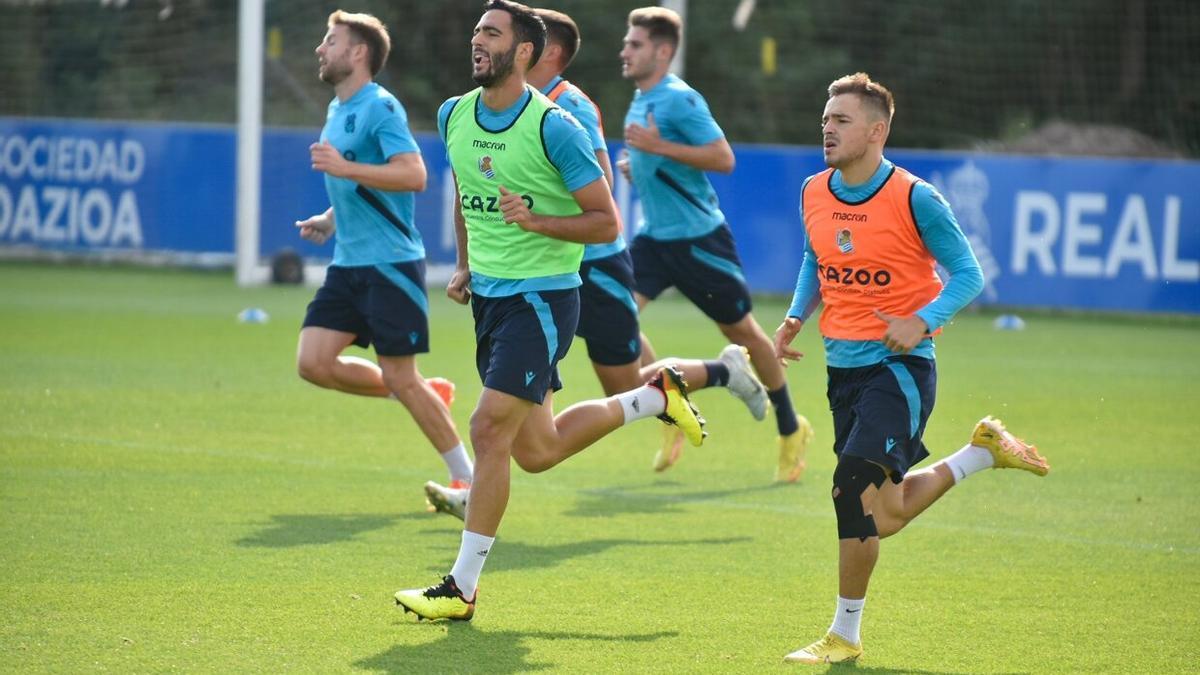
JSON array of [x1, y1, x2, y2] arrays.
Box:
[[334, 72, 371, 103], [838, 153, 884, 187], [635, 67, 671, 92], [525, 65, 560, 92], [481, 74, 528, 111]]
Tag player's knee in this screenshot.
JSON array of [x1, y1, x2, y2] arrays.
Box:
[[832, 455, 887, 542], [296, 352, 330, 386], [512, 450, 553, 474], [468, 409, 510, 455]]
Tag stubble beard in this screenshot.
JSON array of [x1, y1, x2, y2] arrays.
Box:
[[473, 44, 517, 87]]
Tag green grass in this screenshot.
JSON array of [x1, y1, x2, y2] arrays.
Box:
[[1, 262, 1198, 673]]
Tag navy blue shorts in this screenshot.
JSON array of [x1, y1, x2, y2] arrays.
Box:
[[578, 249, 642, 366], [471, 288, 579, 404], [827, 356, 938, 483], [302, 261, 429, 356], [630, 224, 753, 325]]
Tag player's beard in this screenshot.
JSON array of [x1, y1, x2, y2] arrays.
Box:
[[319, 54, 352, 85], [473, 44, 517, 87]]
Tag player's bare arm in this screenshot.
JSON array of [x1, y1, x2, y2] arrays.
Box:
[[496, 179, 619, 244], [873, 309, 930, 354], [623, 112, 735, 173], [310, 142, 427, 192], [773, 316, 806, 366], [295, 206, 336, 244], [447, 180, 471, 305], [595, 149, 615, 191]]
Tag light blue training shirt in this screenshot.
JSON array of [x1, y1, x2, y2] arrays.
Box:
[[623, 73, 726, 241], [320, 82, 423, 266]]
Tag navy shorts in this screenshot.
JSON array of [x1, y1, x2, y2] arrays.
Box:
[[578, 249, 642, 366], [630, 224, 753, 325], [471, 288, 579, 404], [302, 261, 429, 357], [827, 356, 938, 483]]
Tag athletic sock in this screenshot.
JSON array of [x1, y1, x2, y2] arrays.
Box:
[[768, 384, 800, 436], [829, 595, 865, 645], [448, 530, 494, 599], [942, 444, 994, 484], [703, 360, 729, 388], [439, 442, 473, 483], [616, 384, 667, 423]]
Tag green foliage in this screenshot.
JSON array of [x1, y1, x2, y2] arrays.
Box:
[[1, 1, 1196, 154], [1, 263, 1199, 671]]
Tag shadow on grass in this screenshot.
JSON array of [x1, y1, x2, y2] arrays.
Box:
[[477, 535, 751, 574], [825, 665, 1007, 675], [236, 512, 426, 548], [564, 480, 796, 518], [354, 623, 677, 674]]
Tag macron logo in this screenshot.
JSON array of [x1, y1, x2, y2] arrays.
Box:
[[524, 371, 536, 386], [885, 437, 897, 453]]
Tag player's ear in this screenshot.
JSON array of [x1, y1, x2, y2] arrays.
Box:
[[516, 40, 534, 67], [870, 118, 889, 144]]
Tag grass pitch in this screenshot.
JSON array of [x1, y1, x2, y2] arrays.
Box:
[[1, 262, 1198, 673]]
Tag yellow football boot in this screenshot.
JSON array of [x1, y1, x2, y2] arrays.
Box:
[[648, 366, 707, 447], [776, 415, 815, 482], [394, 575, 475, 621], [971, 415, 1049, 476], [783, 632, 863, 664]]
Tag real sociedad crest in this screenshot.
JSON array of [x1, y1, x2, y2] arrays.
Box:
[[478, 155, 495, 179], [836, 228, 854, 254]]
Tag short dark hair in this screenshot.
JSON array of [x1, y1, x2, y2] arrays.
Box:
[[327, 10, 390, 77], [483, 0, 547, 68], [628, 6, 681, 51], [828, 72, 895, 123], [532, 8, 581, 69]]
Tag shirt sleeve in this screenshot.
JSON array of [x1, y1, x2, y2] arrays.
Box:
[[558, 91, 606, 153], [542, 108, 604, 193], [436, 97, 460, 162], [911, 181, 985, 331], [373, 96, 420, 158], [787, 176, 822, 321], [669, 88, 724, 147]]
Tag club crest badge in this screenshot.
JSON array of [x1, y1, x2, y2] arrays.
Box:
[[836, 228, 854, 254], [478, 155, 495, 179]]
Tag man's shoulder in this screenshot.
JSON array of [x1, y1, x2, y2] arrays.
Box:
[[542, 106, 587, 138], [363, 86, 408, 118]]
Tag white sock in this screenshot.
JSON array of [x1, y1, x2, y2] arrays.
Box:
[[942, 444, 994, 484], [829, 596, 865, 645], [439, 443, 473, 483], [615, 384, 666, 423], [449, 530, 494, 599]]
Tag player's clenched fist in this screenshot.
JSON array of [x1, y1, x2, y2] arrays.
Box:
[[310, 140, 349, 177], [497, 185, 536, 231]]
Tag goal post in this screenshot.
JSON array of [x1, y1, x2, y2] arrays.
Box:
[[235, 0, 265, 286]]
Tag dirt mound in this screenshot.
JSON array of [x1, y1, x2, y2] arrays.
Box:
[[978, 120, 1182, 159]]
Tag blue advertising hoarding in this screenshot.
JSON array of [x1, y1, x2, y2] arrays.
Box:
[[2, 117, 1196, 313]]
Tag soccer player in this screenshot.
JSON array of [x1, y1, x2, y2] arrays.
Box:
[[293, 11, 474, 494], [421, 6, 769, 519], [619, 7, 814, 481], [393, 0, 706, 622], [773, 73, 1050, 664]]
